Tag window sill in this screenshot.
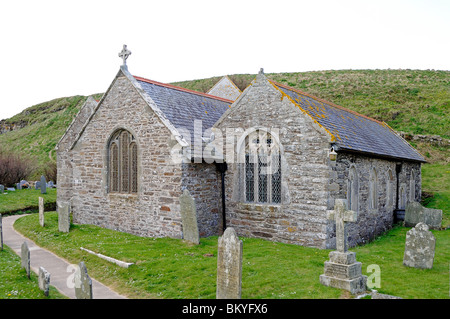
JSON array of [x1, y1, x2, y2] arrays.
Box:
[[108, 193, 139, 200], [238, 202, 281, 212]]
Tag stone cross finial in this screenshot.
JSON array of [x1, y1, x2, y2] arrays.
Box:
[[327, 199, 357, 252], [118, 44, 132, 66]]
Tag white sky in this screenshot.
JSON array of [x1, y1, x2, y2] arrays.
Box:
[[0, 0, 449, 121]]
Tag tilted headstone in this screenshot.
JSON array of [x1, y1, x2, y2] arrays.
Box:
[[0, 214, 3, 251], [405, 201, 442, 230], [39, 197, 45, 227], [320, 199, 367, 294], [38, 267, 51, 297], [58, 201, 71, 232], [403, 222, 435, 269], [74, 262, 93, 299], [21, 241, 31, 278], [216, 227, 243, 299], [40, 175, 47, 194], [179, 189, 200, 245]]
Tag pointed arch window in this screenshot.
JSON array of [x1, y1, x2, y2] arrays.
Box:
[[387, 169, 394, 207], [409, 170, 416, 202], [369, 167, 378, 210], [108, 130, 138, 194], [243, 130, 281, 204], [347, 166, 359, 212]]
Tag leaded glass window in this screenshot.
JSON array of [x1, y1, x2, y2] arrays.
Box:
[[108, 130, 138, 194], [243, 130, 281, 204]]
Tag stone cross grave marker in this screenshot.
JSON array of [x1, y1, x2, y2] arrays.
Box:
[[216, 227, 243, 299], [21, 241, 30, 278], [320, 199, 366, 294], [403, 222, 436, 269], [0, 214, 3, 251], [74, 262, 93, 299], [38, 267, 51, 297], [58, 201, 71, 233], [179, 189, 200, 245], [327, 198, 357, 252], [40, 175, 47, 194], [39, 197, 45, 227]]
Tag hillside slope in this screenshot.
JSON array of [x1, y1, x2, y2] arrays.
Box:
[[0, 69, 448, 178]]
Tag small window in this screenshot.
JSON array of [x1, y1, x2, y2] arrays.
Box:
[[243, 130, 281, 204], [108, 130, 138, 194], [369, 167, 377, 210]]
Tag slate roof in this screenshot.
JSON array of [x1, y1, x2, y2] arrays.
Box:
[[271, 80, 426, 162], [134, 76, 232, 143]]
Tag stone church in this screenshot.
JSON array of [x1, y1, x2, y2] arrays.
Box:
[[56, 48, 425, 249]]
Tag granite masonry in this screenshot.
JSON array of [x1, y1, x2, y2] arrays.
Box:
[[56, 50, 425, 248]]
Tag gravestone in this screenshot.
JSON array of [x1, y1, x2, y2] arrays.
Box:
[[0, 214, 3, 251], [403, 222, 435, 269], [179, 189, 200, 245], [320, 199, 367, 294], [58, 201, 71, 232], [40, 175, 47, 194], [38, 267, 51, 297], [216, 227, 243, 299], [16, 183, 22, 190], [0, 184, 4, 194], [47, 181, 54, 189], [7, 188, 15, 191], [74, 262, 93, 299], [35, 181, 41, 190], [21, 241, 30, 278], [39, 197, 45, 227], [405, 201, 442, 230]]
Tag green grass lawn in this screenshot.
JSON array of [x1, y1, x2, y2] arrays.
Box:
[[12, 212, 450, 299], [0, 245, 67, 299], [0, 188, 57, 215], [421, 163, 450, 228]]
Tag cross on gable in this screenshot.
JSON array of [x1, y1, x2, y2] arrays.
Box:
[[327, 199, 357, 252], [118, 45, 132, 66]]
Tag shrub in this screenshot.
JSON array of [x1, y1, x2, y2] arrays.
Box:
[[0, 149, 35, 187]]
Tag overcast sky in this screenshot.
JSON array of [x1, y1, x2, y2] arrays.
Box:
[[0, 0, 449, 121]]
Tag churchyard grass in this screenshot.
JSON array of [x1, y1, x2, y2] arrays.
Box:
[[13, 212, 450, 299], [0, 245, 67, 299], [421, 163, 450, 228], [0, 188, 57, 215]]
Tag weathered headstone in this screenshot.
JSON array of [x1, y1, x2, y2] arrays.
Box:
[[21, 241, 30, 278], [405, 201, 442, 230], [320, 199, 367, 294], [0, 184, 4, 194], [39, 197, 45, 227], [0, 214, 3, 251], [38, 267, 51, 297], [74, 262, 93, 299], [40, 175, 47, 194], [16, 183, 22, 190], [403, 222, 435, 269], [216, 227, 243, 299], [35, 181, 41, 190], [58, 201, 71, 232], [47, 181, 54, 189], [179, 189, 200, 245]]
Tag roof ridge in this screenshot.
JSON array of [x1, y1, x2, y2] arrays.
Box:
[[134, 76, 233, 103], [269, 80, 384, 125]]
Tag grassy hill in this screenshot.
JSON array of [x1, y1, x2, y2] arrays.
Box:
[[0, 69, 448, 193]]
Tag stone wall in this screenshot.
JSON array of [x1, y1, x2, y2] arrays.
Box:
[[215, 72, 333, 248], [329, 152, 421, 247], [62, 71, 184, 238], [181, 162, 222, 237]]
